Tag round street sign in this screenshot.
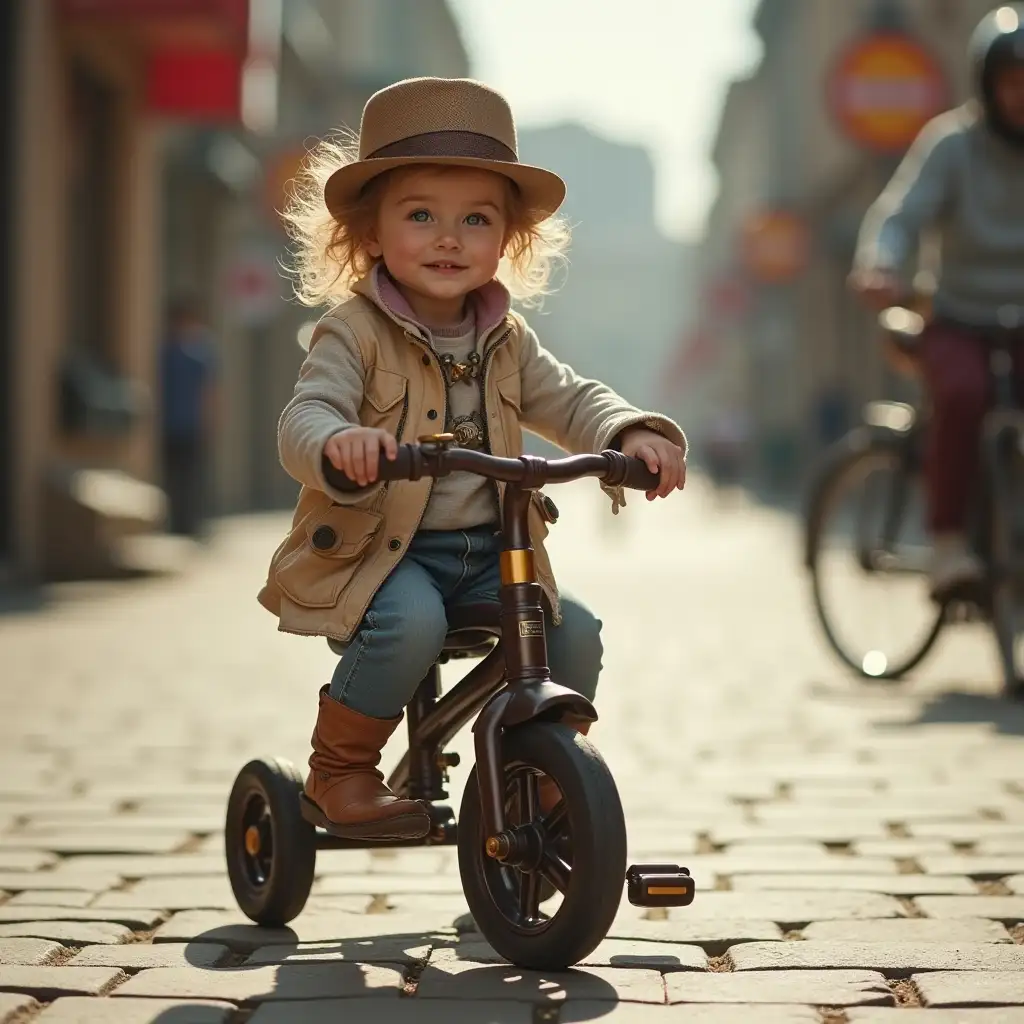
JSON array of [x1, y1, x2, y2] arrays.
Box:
[[740, 210, 810, 285], [828, 33, 947, 153]]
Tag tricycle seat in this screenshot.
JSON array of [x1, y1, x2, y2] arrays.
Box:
[[442, 602, 501, 656]]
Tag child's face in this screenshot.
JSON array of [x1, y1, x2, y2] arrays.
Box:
[[993, 63, 1024, 130], [367, 166, 509, 316]]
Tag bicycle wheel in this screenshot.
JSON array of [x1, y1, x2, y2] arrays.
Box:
[[806, 432, 945, 679], [457, 722, 626, 970], [987, 428, 1024, 699]]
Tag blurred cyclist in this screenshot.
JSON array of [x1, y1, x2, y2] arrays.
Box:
[[850, 4, 1024, 597]]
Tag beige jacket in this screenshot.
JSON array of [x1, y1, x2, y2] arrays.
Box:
[[258, 266, 686, 643]]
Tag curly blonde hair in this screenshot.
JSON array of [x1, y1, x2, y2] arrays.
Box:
[[280, 131, 570, 308]]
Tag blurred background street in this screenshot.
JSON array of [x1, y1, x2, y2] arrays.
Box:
[[3, 0, 1024, 1020]]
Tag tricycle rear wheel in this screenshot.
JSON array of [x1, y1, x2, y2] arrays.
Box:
[[457, 722, 626, 970], [225, 757, 316, 926]]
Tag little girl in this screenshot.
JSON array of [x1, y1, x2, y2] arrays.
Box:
[[259, 77, 687, 841]]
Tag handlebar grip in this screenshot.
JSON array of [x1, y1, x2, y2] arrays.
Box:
[[600, 449, 660, 491], [621, 457, 660, 492], [321, 445, 416, 493]]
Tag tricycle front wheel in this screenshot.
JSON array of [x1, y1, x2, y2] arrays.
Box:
[[457, 722, 626, 970]]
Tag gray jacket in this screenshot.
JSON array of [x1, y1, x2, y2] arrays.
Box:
[[854, 104, 1024, 327]]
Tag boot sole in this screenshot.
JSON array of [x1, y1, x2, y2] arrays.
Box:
[[299, 794, 431, 841]]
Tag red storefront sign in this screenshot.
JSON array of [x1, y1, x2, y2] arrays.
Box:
[[828, 33, 947, 153], [58, 0, 250, 120]]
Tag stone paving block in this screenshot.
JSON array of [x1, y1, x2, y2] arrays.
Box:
[[910, 823, 1024, 841], [155, 909, 455, 952], [562, 1006, 822, 1023], [849, 1011, 1024, 1022], [19, 816, 222, 834], [0, 852, 57, 871], [0, 833, 191, 855], [434, 937, 707, 971], [978, 840, 1024, 856], [0, 906, 164, 929], [5, 890, 97, 908], [244, 931, 437, 966], [916, 896, 1024, 924], [708, 821, 892, 842], [645, 889, 903, 924], [853, 839, 957, 857], [729, 940, 1024, 974], [0, 937, 64, 965], [115, 963, 405, 1002], [728, 874, 977, 895], [36, 997, 236, 1023], [915, 971, 1024, 1007], [15, 871, 126, 892], [69, 942, 231, 969], [92, 877, 238, 911], [1008, 876, 1024, 895], [919, 856, 1024, 878], [752, 804, 984, 825], [48, 855, 225, 879], [415, 960, 665, 1003], [0, 993, 38, 1023], [606, 917, 782, 954], [803, 918, 1013, 943], [313, 874, 466, 896], [665, 969, 894, 1006], [248, 999, 534, 1024], [0, 921, 133, 946], [684, 853, 900, 876], [0, 965, 126, 998], [367, 894, 471, 917]]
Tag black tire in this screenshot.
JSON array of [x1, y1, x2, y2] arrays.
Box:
[[225, 757, 316, 926], [457, 722, 626, 970], [987, 432, 1024, 699], [806, 430, 945, 680]]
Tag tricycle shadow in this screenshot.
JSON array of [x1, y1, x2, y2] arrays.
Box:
[[142, 926, 623, 1021], [879, 684, 1024, 736]]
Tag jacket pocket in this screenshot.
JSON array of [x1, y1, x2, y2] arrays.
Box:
[[362, 367, 408, 435], [274, 504, 383, 609]]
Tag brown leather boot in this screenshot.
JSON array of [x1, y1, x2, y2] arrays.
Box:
[[303, 686, 430, 840]]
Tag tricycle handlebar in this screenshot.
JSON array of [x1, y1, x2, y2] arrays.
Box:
[[321, 441, 660, 494]]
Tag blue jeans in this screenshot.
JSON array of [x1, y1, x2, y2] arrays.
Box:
[[328, 527, 603, 719]]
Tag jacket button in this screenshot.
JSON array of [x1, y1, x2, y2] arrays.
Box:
[[421, 354, 430, 366], [427, 409, 438, 420], [388, 538, 402, 551], [311, 525, 337, 551]]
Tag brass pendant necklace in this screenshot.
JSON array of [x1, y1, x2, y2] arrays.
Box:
[[439, 350, 481, 386]]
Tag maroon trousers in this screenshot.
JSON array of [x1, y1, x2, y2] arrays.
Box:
[[920, 321, 1024, 533]]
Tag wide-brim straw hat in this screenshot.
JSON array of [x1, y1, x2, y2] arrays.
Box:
[[324, 77, 566, 219]]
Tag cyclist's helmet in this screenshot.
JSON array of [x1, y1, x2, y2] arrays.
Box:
[[971, 4, 1024, 144]]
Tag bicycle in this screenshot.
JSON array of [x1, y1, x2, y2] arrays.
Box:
[[804, 307, 1024, 699], [224, 434, 695, 970]]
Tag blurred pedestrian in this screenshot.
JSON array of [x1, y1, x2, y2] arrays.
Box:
[[850, 4, 1024, 597], [159, 294, 219, 538]]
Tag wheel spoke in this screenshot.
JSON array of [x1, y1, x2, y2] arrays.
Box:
[[518, 868, 541, 923], [539, 848, 571, 895], [515, 772, 539, 824], [541, 799, 568, 840]]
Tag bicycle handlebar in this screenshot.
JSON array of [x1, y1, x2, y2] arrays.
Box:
[[321, 442, 660, 494]]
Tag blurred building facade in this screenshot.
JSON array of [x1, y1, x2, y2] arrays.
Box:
[[692, 0, 996, 492], [4, 0, 467, 583], [517, 124, 695, 416]]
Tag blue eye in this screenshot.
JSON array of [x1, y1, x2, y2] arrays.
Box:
[[409, 210, 431, 222], [466, 213, 490, 226]]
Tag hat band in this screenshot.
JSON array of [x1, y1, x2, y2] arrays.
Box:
[[365, 130, 518, 163]]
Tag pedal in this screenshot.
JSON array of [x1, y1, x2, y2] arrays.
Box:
[[626, 863, 695, 907]]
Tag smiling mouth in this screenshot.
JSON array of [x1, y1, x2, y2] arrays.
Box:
[[424, 262, 467, 271]]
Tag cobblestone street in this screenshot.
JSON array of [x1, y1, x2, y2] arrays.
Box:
[[2, 475, 1024, 1023]]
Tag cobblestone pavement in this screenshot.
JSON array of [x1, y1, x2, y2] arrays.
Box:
[[2, 474, 1024, 1023]]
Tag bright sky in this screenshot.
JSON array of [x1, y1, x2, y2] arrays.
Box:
[[449, 0, 763, 243]]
